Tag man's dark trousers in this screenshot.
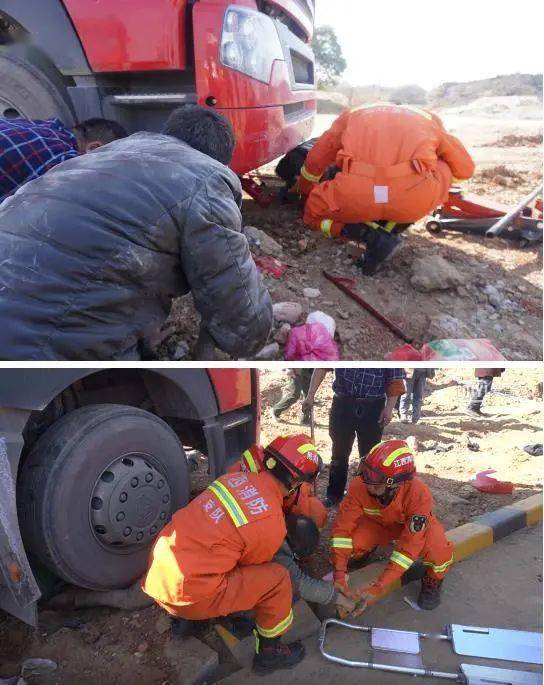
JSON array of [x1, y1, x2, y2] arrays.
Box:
[[327, 395, 385, 502]]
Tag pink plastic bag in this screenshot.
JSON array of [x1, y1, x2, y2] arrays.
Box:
[[470, 469, 514, 495], [285, 323, 340, 361]]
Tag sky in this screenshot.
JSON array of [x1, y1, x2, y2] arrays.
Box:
[[314, 0, 543, 89]]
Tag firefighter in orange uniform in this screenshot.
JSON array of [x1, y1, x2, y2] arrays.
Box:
[[230, 439, 327, 529], [330, 439, 453, 612], [297, 103, 475, 275], [143, 435, 323, 674]]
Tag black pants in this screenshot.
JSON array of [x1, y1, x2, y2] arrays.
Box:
[[327, 395, 385, 502], [468, 376, 493, 410], [273, 369, 313, 420]]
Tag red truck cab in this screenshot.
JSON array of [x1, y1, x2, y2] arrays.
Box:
[[0, 0, 316, 174]]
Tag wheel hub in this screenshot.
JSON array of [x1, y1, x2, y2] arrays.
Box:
[[90, 454, 172, 548]]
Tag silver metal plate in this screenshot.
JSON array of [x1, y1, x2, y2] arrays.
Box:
[[451, 625, 543, 665], [461, 663, 542, 685], [371, 627, 421, 654]]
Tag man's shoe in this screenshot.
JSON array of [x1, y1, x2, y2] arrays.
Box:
[[253, 639, 306, 674], [465, 406, 482, 417], [359, 231, 401, 276], [271, 409, 281, 423], [400, 414, 410, 423], [411, 413, 421, 424], [417, 575, 443, 610]]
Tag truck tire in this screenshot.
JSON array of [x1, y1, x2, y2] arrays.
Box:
[[0, 50, 74, 123], [17, 404, 189, 590]]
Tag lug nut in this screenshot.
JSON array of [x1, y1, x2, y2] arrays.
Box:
[[162, 495, 169, 504], [136, 532, 143, 541], [130, 477, 139, 487], [150, 525, 157, 535], [119, 492, 128, 503], [116, 512, 125, 521], [160, 512, 166, 520], [91, 497, 103, 510], [157, 480, 165, 489], [123, 527, 132, 537], [145, 473, 153, 483]]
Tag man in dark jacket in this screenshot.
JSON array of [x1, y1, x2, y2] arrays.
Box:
[[0, 106, 272, 360]]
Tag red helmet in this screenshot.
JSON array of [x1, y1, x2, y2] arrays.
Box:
[[360, 439, 415, 487], [264, 434, 323, 482], [240, 445, 265, 473]]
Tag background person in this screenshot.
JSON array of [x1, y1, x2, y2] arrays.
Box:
[[272, 368, 314, 426], [399, 368, 435, 424], [466, 368, 505, 416], [0, 116, 127, 202], [0, 105, 272, 360], [302, 368, 406, 507]]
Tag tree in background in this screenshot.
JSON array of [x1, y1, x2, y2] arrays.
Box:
[[312, 26, 347, 88]]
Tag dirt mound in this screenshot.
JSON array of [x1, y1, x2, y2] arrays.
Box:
[[487, 133, 543, 147]]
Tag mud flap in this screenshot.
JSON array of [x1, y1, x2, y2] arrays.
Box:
[[0, 437, 40, 625]]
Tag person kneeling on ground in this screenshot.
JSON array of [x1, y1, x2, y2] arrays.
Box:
[[296, 103, 475, 275], [142, 434, 323, 674], [231, 435, 328, 529], [330, 439, 453, 613], [0, 105, 271, 360], [0, 116, 128, 203]]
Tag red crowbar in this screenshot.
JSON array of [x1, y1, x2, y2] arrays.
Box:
[[322, 271, 412, 344]]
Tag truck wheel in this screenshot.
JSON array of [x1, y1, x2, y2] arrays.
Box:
[[17, 405, 189, 590], [0, 50, 74, 123]]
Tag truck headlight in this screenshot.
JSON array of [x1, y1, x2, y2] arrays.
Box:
[[221, 6, 283, 84]]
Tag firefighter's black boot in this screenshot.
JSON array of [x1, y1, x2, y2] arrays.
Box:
[[252, 630, 306, 675], [359, 229, 401, 276], [417, 575, 443, 610]]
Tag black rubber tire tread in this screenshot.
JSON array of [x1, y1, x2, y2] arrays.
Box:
[[0, 50, 74, 123], [17, 404, 189, 590]]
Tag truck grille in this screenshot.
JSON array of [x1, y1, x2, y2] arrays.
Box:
[[293, 0, 314, 22]]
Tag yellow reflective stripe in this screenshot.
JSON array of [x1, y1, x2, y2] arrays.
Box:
[[390, 550, 413, 570], [402, 104, 432, 120], [363, 508, 383, 516], [330, 537, 353, 549], [367, 441, 388, 458], [256, 609, 294, 638], [298, 443, 318, 455], [382, 447, 412, 467], [320, 219, 333, 237], [208, 481, 248, 528], [300, 165, 322, 183], [364, 221, 380, 231], [242, 449, 259, 473], [384, 220, 397, 233], [424, 555, 454, 573]]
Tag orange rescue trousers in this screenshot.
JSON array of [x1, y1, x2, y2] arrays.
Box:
[[352, 516, 453, 581], [155, 562, 294, 638]]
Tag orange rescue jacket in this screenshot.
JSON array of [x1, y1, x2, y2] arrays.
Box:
[[330, 476, 443, 593], [300, 104, 475, 228], [143, 471, 286, 606]]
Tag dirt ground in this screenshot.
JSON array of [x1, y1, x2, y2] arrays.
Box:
[[1, 368, 541, 684], [160, 96, 543, 361]]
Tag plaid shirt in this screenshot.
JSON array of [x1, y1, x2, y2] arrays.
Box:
[[0, 118, 78, 202], [333, 368, 406, 399]]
